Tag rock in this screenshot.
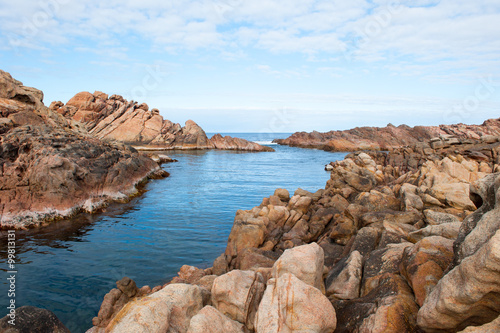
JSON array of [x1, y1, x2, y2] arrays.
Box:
[[0, 306, 70, 333], [237, 247, 279, 271], [225, 210, 267, 262], [424, 209, 461, 225], [399, 236, 454, 306], [429, 183, 476, 210], [211, 270, 265, 330], [349, 227, 382, 258], [273, 188, 290, 202], [274, 118, 500, 152], [0, 70, 167, 228], [272, 242, 325, 291], [417, 229, 500, 332], [458, 315, 500, 332], [106, 283, 204, 333], [408, 222, 462, 242], [255, 273, 337, 333], [453, 173, 500, 268], [210, 133, 274, 152], [361, 242, 412, 296], [194, 275, 217, 292], [187, 306, 245, 333], [325, 250, 363, 299], [212, 253, 228, 276], [171, 265, 206, 284], [332, 274, 419, 333]]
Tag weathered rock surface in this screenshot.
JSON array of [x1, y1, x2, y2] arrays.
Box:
[[187, 306, 245, 333], [0, 306, 70, 333], [325, 250, 363, 299], [52, 91, 274, 151], [105, 283, 204, 333], [417, 229, 500, 332], [275, 120, 500, 152], [254, 273, 337, 333], [211, 270, 265, 330], [271, 242, 325, 291], [0, 70, 167, 228]]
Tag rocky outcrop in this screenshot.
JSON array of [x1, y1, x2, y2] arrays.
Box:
[[90, 129, 500, 332], [275, 120, 500, 152], [51, 91, 274, 151], [210, 133, 274, 152], [0, 70, 168, 228], [417, 173, 500, 332]]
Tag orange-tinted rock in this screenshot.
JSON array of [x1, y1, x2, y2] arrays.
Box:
[[0, 70, 166, 228]]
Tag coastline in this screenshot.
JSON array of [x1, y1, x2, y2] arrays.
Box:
[[85, 134, 500, 332]]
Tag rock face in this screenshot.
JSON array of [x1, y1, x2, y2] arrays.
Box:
[[51, 91, 274, 151], [0, 70, 167, 228], [0, 306, 70, 333], [255, 273, 337, 333], [417, 173, 500, 332], [211, 270, 265, 330], [275, 120, 500, 152]]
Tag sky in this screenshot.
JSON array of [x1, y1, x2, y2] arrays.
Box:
[[1, 0, 499, 133]]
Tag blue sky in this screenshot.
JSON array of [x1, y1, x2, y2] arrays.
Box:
[[1, 0, 499, 132]]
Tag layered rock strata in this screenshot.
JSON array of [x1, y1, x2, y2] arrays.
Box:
[[51, 92, 274, 152], [0, 70, 167, 228], [274, 119, 500, 152]]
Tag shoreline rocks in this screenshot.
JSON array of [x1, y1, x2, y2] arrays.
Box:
[[89, 133, 500, 332], [274, 120, 500, 152], [51, 92, 274, 152], [0, 70, 169, 229]]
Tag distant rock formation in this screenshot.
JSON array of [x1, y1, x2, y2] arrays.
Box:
[[51, 92, 274, 152], [274, 120, 500, 152], [0, 70, 167, 228]]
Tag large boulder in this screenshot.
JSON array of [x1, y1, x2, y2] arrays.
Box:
[[255, 273, 337, 333], [417, 229, 500, 332], [187, 306, 245, 333], [106, 283, 204, 333], [271, 242, 325, 291], [211, 270, 265, 330], [325, 250, 363, 299], [400, 236, 454, 306]]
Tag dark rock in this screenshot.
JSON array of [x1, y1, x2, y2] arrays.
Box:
[[0, 306, 70, 333]]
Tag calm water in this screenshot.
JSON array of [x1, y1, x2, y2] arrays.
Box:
[[0, 133, 347, 332]]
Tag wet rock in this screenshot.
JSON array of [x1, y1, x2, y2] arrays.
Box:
[[255, 273, 336, 333], [0, 306, 70, 333]]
